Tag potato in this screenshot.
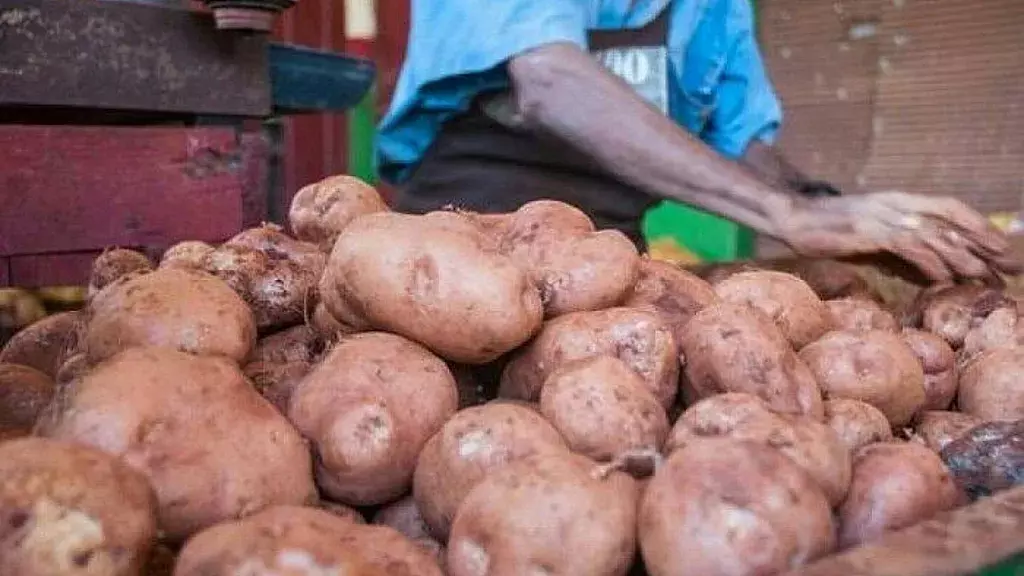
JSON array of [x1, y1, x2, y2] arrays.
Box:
[[174, 505, 441, 576], [0, 363, 54, 438], [447, 452, 637, 576], [838, 442, 960, 548], [962, 306, 1024, 361], [159, 241, 215, 270], [714, 270, 832, 350], [84, 268, 256, 365], [320, 501, 366, 524], [623, 258, 718, 340], [310, 300, 355, 341], [320, 211, 543, 364], [678, 302, 824, 419], [692, 261, 763, 285], [0, 310, 82, 378], [902, 328, 958, 411], [373, 495, 444, 562], [667, 393, 851, 506], [242, 325, 323, 414], [203, 225, 326, 332], [0, 438, 157, 575], [289, 175, 390, 251], [824, 398, 893, 453], [539, 356, 669, 461], [958, 346, 1024, 421], [289, 332, 458, 506], [914, 410, 984, 453], [55, 353, 89, 386], [37, 347, 316, 541], [413, 402, 567, 541], [0, 288, 46, 334], [779, 259, 880, 302], [826, 297, 899, 333], [483, 200, 641, 317], [940, 419, 1023, 500], [908, 284, 1013, 347], [800, 330, 926, 426], [87, 248, 153, 298], [501, 306, 678, 408], [640, 438, 835, 576]]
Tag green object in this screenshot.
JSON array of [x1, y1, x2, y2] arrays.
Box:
[[348, 84, 378, 184], [974, 553, 1024, 576]]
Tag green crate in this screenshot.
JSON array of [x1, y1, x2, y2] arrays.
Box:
[[642, 201, 755, 262]]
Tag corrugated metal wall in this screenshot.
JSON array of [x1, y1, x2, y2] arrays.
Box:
[[761, 0, 1024, 214]]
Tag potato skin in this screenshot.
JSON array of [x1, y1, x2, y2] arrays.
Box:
[[0, 438, 157, 576], [668, 393, 851, 506], [962, 307, 1024, 361], [372, 495, 445, 563], [490, 200, 641, 318], [87, 248, 153, 298], [826, 298, 899, 333], [413, 403, 567, 541], [958, 346, 1024, 421], [902, 328, 958, 411], [838, 442, 960, 548], [0, 311, 83, 378], [914, 410, 984, 453], [910, 284, 1012, 347], [640, 438, 836, 576], [289, 174, 390, 251], [84, 268, 256, 365], [824, 398, 893, 453], [678, 302, 824, 419], [38, 347, 316, 541], [174, 505, 440, 576], [320, 211, 544, 364], [714, 270, 832, 350], [447, 452, 637, 576], [799, 330, 926, 426], [159, 241, 215, 270], [289, 332, 459, 506], [539, 356, 669, 461], [242, 325, 324, 414], [940, 419, 1024, 500], [501, 306, 679, 408], [623, 258, 718, 341], [0, 363, 54, 438]]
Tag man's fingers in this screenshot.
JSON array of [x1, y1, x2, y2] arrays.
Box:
[[906, 196, 1009, 254], [888, 236, 953, 283], [919, 230, 989, 278]]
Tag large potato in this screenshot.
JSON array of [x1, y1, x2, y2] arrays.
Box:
[[501, 306, 678, 408], [914, 410, 984, 453], [159, 241, 215, 270], [447, 452, 637, 576], [243, 325, 324, 414], [203, 225, 326, 332], [678, 302, 824, 419], [38, 347, 316, 541], [289, 332, 459, 506], [838, 442, 960, 548], [413, 402, 567, 541], [0, 438, 157, 576], [0, 363, 54, 439], [902, 328, 958, 411], [539, 355, 669, 461], [958, 346, 1024, 421], [485, 200, 641, 317], [962, 306, 1024, 361], [714, 270, 832, 350], [289, 174, 390, 251], [667, 393, 851, 506], [372, 495, 445, 564], [824, 398, 893, 453], [0, 311, 84, 377], [826, 297, 899, 333], [320, 211, 543, 364], [84, 268, 256, 365], [623, 258, 718, 340], [800, 330, 926, 426], [87, 249, 153, 299], [908, 284, 1013, 347], [940, 419, 1023, 500], [174, 505, 441, 576], [640, 438, 835, 576]]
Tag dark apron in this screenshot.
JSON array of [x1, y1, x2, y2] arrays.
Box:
[[394, 11, 672, 251]]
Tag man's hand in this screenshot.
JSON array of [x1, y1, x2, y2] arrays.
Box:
[[778, 192, 1021, 282]]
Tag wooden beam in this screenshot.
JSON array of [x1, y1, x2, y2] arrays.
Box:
[[0, 0, 270, 117]]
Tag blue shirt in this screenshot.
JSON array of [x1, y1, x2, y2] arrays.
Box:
[[375, 0, 783, 184]]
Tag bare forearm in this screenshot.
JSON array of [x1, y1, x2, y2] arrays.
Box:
[[741, 140, 811, 194], [508, 43, 794, 237]]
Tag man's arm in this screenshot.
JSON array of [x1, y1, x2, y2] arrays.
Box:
[[741, 141, 842, 198]]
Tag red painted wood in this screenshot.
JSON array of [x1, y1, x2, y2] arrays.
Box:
[[0, 258, 9, 287], [9, 252, 100, 288], [240, 129, 272, 227], [0, 125, 245, 257]]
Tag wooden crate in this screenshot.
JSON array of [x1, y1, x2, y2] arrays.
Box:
[[0, 125, 269, 288]]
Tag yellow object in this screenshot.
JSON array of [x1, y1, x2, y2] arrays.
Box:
[[36, 286, 87, 306], [0, 288, 47, 331], [647, 237, 704, 265]]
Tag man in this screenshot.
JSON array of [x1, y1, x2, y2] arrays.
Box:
[[376, 0, 1017, 281]]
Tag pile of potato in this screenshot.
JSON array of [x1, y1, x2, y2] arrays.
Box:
[[1, 174, 1022, 576]]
